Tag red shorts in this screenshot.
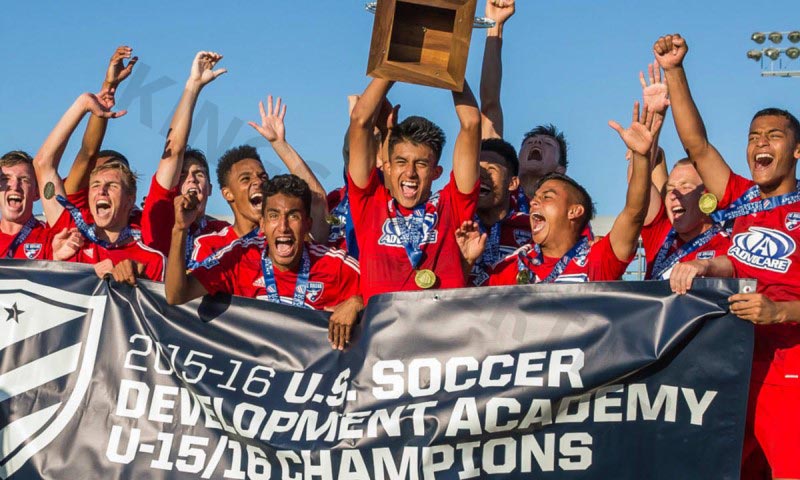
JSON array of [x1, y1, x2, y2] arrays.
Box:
[[743, 381, 800, 478]]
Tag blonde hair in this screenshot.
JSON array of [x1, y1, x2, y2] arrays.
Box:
[[90, 160, 138, 197]]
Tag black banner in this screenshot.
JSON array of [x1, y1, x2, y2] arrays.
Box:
[[0, 260, 752, 479]]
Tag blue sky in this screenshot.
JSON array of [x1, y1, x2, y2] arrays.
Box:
[[2, 1, 798, 216]]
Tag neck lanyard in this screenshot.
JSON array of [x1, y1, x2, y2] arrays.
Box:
[[651, 226, 721, 280], [710, 181, 800, 223], [261, 247, 311, 308], [387, 193, 439, 269], [517, 237, 589, 284], [5, 216, 39, 258]]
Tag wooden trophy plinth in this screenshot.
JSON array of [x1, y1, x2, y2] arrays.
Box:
[[366, 0, 478, 91]]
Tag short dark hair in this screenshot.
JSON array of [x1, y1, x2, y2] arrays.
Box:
[[752, 108, 800, 142], [388, 116, 446, 163], [0, 150, 33, 168], [535, 172, 595, 232], [216, 145, 263, 189], [523, 124, 568, 169], [481, 138, 519, 176], [262, 174, 312, 217], [97, 149, 129, 167], [182, 147, 210, 181]]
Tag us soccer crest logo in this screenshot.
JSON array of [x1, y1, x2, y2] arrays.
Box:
[[786, 212, 800, 231], [0, 281, 106, 478]]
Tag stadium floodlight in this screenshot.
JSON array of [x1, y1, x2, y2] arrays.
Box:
[[764, 47, 781, 60], [751, 32, 767, 44], [789, 31, 800, 43], [769, 32, 784, 44], [786, 47, 800, 59], [747, 49, 763, 61]]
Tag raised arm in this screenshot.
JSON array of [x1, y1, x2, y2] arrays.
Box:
[[156, 52, 226, 190], [34, 93, 126, 226], [479, 0, 515, 139], [654, 34, 730, 198], [452, 81, 482, 194], [64, 46, 137, 195], [248, 95, 330, 241], [608, 102, 664, 261], [165, 193, 209, 305], [637, 61, 671, 225], [348, 78, 394, 188]]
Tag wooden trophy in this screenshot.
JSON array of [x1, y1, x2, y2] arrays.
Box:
[[366, 0, 478, 91]]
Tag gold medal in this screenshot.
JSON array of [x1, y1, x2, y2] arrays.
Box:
[[415, 269, 436, 289], [698, 193, 718, 214], [516, 270, 531, 285], [326, 215, 342, 226]]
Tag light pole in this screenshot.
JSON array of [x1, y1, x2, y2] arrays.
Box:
[[747, 30, 800, 77]]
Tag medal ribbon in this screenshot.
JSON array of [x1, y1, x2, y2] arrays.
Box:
[[650, 226, 721, 280], [184, 216, 208, 269], [516, 237, 589, 284], [328, 188, 359, 259], [5, 216, 39, 258], [261, 246, 311, 308], [710, 181, 800, 223], [56, 195, 134, 249], [387, 193, 439, 270]]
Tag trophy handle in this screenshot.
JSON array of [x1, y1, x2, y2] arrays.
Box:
[[364, 2, 496, 28]]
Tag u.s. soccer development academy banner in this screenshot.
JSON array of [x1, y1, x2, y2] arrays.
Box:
[[0, 260, 753, 479]]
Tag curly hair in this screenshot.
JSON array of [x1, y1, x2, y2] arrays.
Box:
[[216, 145, 263, 188]]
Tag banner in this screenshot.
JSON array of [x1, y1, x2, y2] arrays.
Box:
[[0, 260, 753, 479]]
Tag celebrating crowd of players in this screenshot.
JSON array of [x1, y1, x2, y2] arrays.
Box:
[[2, 1, 800, 476]]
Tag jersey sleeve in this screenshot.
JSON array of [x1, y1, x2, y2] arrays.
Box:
[[347, 169, 380, 221], [487, 255, 517, 286], [640, 202, 672, 268], [141, 174, 179, 255], [718, 173, 756, 210], [66, 188, 92, 221], [443, 172, 479, 224], [588, 235, 632, 281], [190, 248, 241, 296]]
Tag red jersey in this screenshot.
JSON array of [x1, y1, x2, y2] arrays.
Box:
[[641, 202, 731, 279], [470, 212, 532, 286], [140, 175, 229, 256], [52, 209, 165, 282], [348, 170, 478, 303], [191, 225, 241, 266], [192, 238, 360, 309], [488, 234, 631, 286], [719, 173, 800, 386], [0, 218, 53, 260]]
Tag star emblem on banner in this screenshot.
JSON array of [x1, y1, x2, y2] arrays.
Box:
[[5, 302, 25, 323]]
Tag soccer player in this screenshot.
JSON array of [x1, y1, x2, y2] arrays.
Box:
[[33, 92, 165, 281], [460, 102, 662, 285], [469, 138, 531, 286], [632, 60, 730, 280], [479, 0, 568, 211], [140, 51, 230, 260], [164, 175, 362, 350], [0, 151, 52, 260], [192, 95, 331, 265], [658, 33, 800, 478], [348, 78, 482, 302], [58, 46, 141, 229]]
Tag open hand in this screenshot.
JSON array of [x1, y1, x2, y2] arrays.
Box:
[[248, 95, 287, 143], [608, 102, 663, 156], [51, 227, 84, 261], [455, 220, 488, 265], [640, 61, 669, 114]]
